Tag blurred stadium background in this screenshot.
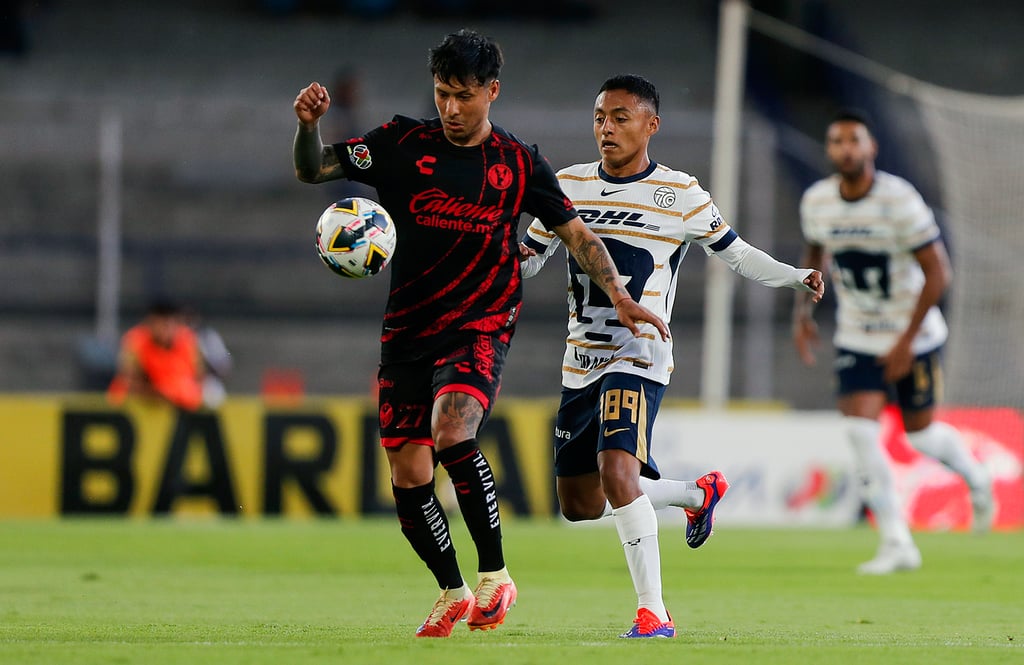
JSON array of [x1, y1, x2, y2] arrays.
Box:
[[2, 0, 1022, 404], [0, 0, 1021, 525]]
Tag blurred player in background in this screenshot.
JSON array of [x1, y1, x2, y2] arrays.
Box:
[[293, 32, 668, 637], [520, 74, 824, 638], [107, 299, 205, 412], [793, 109, 994, 575], [184, 306, 232, 408]]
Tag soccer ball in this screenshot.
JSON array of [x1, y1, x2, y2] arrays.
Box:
[[314, 197, 397, 279]]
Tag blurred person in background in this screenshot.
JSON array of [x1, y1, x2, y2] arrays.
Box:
[[184, 306, 232, 409], [793, 108, 994, 575], [292, 31, 668, 637], [326, 65, 376, 202], [107, 299, 205, 412], [520, 74, 824, 638]]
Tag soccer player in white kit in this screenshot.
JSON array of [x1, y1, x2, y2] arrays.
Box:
[[521, 74, 824, 637], [793, 109, 994, 575]]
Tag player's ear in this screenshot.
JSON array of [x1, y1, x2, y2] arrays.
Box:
[[648, 114, 660, 137], [488, 79, 500, 102]]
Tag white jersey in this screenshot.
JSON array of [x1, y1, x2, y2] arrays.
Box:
[[523, 160, 812, 390], [800, 170, 948, 355]]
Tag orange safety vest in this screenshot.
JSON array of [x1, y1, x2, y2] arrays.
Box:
[[108, 324, 203, 411]]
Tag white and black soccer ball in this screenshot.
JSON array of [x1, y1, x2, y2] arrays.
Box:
[[314, 197, 397, 279]]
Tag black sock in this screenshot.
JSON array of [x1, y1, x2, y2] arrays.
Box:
[[437, 439, 504, 572], [392, 480, 463, 590]]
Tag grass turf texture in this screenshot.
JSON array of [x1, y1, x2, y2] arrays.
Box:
[[0, 519, 1020, 664]]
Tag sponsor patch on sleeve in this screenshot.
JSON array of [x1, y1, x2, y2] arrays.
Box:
[[348, 144, 372, 170]]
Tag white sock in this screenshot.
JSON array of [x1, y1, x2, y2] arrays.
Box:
[[906, 422, 989, 490], [600, 478, 704, 517], [845, 416, 914, 547], [612, 494, 668, 622], [640, 477, 705, 510]]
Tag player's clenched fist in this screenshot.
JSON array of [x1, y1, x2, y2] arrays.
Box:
[[294, 82, 331, 128]]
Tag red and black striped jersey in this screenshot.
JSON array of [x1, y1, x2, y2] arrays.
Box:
[[333, 115, 577, 361]]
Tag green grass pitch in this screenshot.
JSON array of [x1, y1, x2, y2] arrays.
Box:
[[0, 518, 1020, 664]]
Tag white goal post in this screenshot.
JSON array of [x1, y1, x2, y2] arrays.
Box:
[[701, 0, 749, 410]]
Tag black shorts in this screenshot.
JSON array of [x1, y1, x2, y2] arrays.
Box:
[[835, 346, 944, 413], [377, 333, 509, 448], [553, 373, 665, 480]]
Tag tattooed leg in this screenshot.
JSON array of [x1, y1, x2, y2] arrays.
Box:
[[432, 391, 485, 449]]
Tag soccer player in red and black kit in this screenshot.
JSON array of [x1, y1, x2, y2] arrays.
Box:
[[293, 29, 668, 638]]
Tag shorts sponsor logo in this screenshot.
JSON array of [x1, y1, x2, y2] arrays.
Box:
[[474, 335, 495, 380], [379, 402, 394, 428], [834, 354, 857, 371]]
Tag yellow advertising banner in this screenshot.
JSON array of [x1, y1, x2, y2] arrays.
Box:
[[0, 395, 557, 518]]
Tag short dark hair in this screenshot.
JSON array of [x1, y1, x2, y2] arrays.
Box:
[[599, 74, 660, 114], [830, 107, 874, 134], [146, 298, 182, 317], [429, 29, 503, 87]]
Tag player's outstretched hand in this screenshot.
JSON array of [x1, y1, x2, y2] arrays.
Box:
[[517, 242, 537, 261], [803, 269, 825, 303], [294, 82, 331, 128], [615, 298, 671, 341]]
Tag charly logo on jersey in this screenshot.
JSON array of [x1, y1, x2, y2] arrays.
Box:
[[487, 164, 513, 191], [653, 186, 675, 208], [348, 144, 372, 169], [416, 155, 437, 176]]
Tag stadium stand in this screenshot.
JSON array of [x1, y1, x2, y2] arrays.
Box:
[[1, 0, 1020, 405]]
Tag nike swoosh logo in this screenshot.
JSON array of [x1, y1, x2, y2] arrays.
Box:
[[603, 427, 629, 437], [600, 188, 626, 196]]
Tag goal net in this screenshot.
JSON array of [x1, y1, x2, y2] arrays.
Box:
[[746, 7, 1024, 411], [915, 89, 1024, 409]]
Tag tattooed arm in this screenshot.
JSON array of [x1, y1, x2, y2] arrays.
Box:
[[553, 218, 670, 341], [293, 81, 346, 183]]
